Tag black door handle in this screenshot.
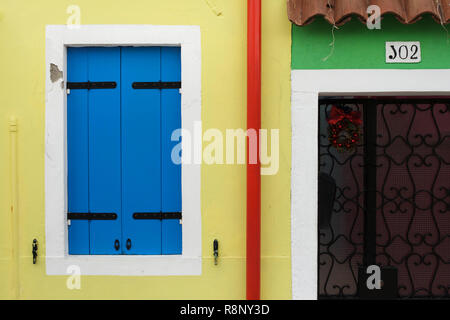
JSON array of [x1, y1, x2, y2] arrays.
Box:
[[114, 240, 120, 251], [126, 239, 132, 250]]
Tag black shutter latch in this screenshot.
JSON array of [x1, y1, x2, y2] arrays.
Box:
[[32, 239, 38, 265]]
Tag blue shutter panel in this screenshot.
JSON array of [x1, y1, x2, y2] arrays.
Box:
[[121, 47, 162, 254], [68, 46, 182, 255], [88, 48, 122, 254], [161, 47, 182, 254], [67, 47, 90, 255]]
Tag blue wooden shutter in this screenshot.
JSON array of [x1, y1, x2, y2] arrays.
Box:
[[88, 47, 122, 254], [161, 47, 182, 254], [121, 47, 162, 254], [68, 46, 181, 255], [67, 47, 122, 255], [68, 48, 90, 254]]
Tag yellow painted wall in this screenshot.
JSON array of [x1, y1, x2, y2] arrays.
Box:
[[0, 0, 292, 299]]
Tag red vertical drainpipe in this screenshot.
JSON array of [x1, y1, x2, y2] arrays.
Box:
[[247, 0, 261, 300]]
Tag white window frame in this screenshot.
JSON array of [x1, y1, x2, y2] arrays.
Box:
[[45, 25, 201, 276], [291, 69, 450, 299]]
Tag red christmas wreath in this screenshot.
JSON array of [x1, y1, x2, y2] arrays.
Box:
[[327, 106, 362, 152]]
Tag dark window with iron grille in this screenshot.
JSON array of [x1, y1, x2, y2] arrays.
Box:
[[318, 98, 450, 299]]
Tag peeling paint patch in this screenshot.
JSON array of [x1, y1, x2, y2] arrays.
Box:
[[50, 63, 63, 83], [204, 0, 223, 16]]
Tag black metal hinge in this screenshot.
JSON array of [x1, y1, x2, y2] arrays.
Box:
[[67, 81, 117, 90], [133, 212, 182, 220], [67, 212, 118, 220], [132, 82, 181, 89]]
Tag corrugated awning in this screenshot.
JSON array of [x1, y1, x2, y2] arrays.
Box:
[[288, 0, 450, 26]]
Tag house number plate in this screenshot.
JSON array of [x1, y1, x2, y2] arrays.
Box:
[[385, 41, 421, 63]]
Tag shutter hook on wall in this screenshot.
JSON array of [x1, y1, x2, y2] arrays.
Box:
[[32, 239, 38, 264], [213, 239, 219, 265]]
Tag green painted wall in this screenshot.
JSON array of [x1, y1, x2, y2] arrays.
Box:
[[292, 15, 450, 69]]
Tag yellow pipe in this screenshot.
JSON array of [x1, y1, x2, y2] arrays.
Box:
[[9, 116, 19, 299]]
